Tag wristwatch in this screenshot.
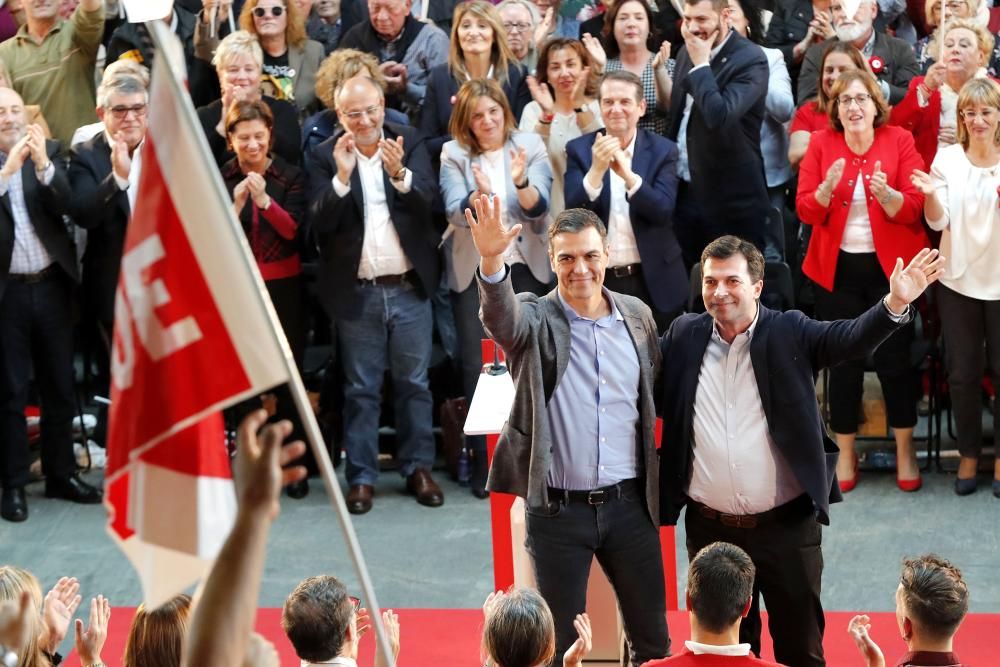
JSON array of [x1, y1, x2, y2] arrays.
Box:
[[391, 166, 407, 182]]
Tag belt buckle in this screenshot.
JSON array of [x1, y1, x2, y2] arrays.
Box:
[[720, 513, 757, 528], [587, 490, 607, 506]]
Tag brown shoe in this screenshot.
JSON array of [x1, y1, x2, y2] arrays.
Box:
[[406, 469, 444, 507], [346, 484, 374, 514]]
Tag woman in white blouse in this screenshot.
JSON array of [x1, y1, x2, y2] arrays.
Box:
[[520, 37, 603, 217], [912, 77, 1000, 498], [440, 79, 553, 498]]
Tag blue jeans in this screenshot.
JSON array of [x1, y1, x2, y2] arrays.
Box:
[[338, 283, 435, 485]]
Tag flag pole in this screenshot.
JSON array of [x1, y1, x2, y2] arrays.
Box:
[[144, 21, 398, 667]]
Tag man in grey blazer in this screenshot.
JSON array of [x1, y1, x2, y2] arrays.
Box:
[[468, 196, 669, 664]]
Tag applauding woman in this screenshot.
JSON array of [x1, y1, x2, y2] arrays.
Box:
[[797, 71, 928, 493], [440, 79, 552, 498], [520, 37, 603, 216], [912, 78, 1000, 497]]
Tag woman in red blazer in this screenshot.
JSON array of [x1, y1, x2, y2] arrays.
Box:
[[797, 70, 928, 495], [890, 18, 994, 170]]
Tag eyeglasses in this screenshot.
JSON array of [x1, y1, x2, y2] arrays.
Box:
[[108, 104, 148, 119], [342, 105, 382, 121], [838, 93, 872, 107], [253, 5, 285, 17], [960, 108, 998, 121], [503, 21, 532, 32], [349, 596, 362, 612]]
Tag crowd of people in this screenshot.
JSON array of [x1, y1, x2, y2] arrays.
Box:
[[0, 0, 997, 663]]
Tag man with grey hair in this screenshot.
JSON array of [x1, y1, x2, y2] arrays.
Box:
[[797, 0, 917, 104], [498, 0, 540, 70], [69, 62, 150, 447]]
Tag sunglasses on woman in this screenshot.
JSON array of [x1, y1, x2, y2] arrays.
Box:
[[253, 5, 285, 17]]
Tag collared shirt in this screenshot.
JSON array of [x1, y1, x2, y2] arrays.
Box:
[[331, 132, 414, 279], [677, 30, 734, 182], [482, 267, 642, 489], [477, 147, 524, 266], [0, 4, 105, 145], [894, 650, 966, 667], [0, 157, 56, 274], [582, 131, 642, 267], [685, 640, 753, 656], [687, 306, 805, 514], [302, 657, 358, 667], [107, 132, 143, 214]]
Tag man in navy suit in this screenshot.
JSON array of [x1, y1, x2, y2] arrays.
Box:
[[658, 236, 944, 666], [565, 70, 687, 333], [669, 0, 770, 267]]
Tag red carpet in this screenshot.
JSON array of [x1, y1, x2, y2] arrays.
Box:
[[63, 608, 997, 665]]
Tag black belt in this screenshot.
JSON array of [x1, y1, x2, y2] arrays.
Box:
[[548, 478, 639, 506], [608, 263, 642, 278], [358, 270, 414, 287], [689, 493, 813, 529], [9, 264, 58, 284]]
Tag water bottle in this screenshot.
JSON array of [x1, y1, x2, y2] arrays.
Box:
[[866, 450, 896, 470], [457, 446, 471, 486]]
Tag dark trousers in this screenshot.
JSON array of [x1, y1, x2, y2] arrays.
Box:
[[603, 270, 680, 335], [451, 263, 550, 455], [0, 269, 77, 488], [937, 283, 1000, 458], [685, 495, 825, 667], [526, 481, 669, 665], [674, 180, 769, 271], [814, 252, 918, 433]]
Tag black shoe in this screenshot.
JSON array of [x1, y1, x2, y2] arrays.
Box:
[[286, 479, 309, 499], [1, 487, 27, 522], [45, 474, 102, 504], [470, 450, 489, 499]]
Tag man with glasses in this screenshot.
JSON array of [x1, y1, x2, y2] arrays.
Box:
[[282, 575, 401, 666], [498, 0, 540, 70], [0, 86, 96, 522], [797, 0, 917, 104], [0, 0, 104, 146], [68, 63, 150, 449], [310, 77, 443, 514]]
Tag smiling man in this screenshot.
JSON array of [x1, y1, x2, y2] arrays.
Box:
[[0, 0, 104, 145], [470, 201, 669, 664], [796, 0, 917, 104], [657, 235, 945, 666]]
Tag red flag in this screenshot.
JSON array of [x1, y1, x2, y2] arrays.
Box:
[[105, 35, 292, 609]]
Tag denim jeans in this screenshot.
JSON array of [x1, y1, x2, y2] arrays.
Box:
[[338, 282, 435, 485]]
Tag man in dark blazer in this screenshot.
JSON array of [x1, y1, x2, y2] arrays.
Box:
[[669, 0, 771, 267], [0, 87, 101, 522], [309, 77, 443, 515], [471, 200, 669, 664], [797, 0, 918, 104], [657, 236, 944, 666], [565, 70, 686, 333]]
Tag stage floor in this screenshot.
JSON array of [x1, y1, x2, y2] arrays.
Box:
[[59, 608, 998, 666]]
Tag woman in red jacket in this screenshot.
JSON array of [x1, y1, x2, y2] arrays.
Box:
[[797, 70, 928, 493], [890, 18, 994, 170]]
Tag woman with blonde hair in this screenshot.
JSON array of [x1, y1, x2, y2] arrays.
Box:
[[915, 0, 1000, 75], [0, 567, 46, 667], [123, 593, 192, 667], [912, 77, 1000, 497], [892, 18, 997, 169], [420, 0, 531, 158]]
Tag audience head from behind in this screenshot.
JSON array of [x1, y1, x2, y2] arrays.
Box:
[[96, 60, 150, 154], [897, 554, 969, 647], [0, 87, 29, 153], [686, 542, 754, 639], [0, 566, 46, 667], [701, 236, 764, 337], [482, 588, 556, 667], [282, 575, 360, 665], [315, 48, 388, 112], [448, 78, 517, 155], [123, 593, 192, 667], [597, 70, 645, 142]]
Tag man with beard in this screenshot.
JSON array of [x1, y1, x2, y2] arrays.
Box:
[[668, 0, 770, 268], [797, 0, 917, 104], [0, 87, 99, 522]]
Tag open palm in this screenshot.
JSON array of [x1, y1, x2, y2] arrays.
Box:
[[888, 248, 945, 307], [465, 193, 521, 259]]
